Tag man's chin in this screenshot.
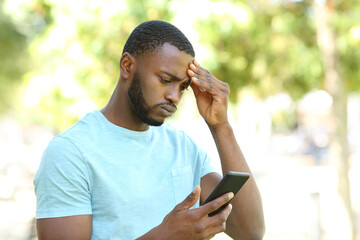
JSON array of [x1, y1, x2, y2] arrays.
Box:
[[140, 115, 165, 127], [149, 121, 164, 127]]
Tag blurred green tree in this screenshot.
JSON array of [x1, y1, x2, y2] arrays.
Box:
[[195, 0, 324, 101], [194, 0, 359, 238], [0, 2, 29, 114], [0, 0, 51, 117], [8, 0, 173, 131], [313, 1, 359, 239]]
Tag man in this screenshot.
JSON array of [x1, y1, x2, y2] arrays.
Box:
[[34, 20, 265, 239]]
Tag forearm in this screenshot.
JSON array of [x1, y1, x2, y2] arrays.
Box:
[[209, 123, 265, 240], [209, 123, 249, 174]]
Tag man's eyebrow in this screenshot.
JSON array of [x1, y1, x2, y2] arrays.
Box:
[[162, 71, 189, 81]]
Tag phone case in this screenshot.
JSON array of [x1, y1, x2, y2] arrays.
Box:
[[202, 171, 250, 216]]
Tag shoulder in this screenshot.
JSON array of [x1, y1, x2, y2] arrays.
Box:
[[44, 135, 81, 157], [41, 111, 100, 168], [40, 135, 86, 174], [59, 111, 100, 139], [36, 135, 91, 189], [49, 111, 106, 152]]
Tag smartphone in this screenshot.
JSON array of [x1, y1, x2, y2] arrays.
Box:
[[202, 171, 250, 216]]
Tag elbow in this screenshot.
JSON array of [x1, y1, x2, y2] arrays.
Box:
[[242, 224, 265, 240], [252, 220, 266, 240], [227, 220, 266, 240], [248, 226, 266, 240], [232, 228, 265, 240]]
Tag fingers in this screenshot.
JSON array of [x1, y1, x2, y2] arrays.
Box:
[[193, 60, 227, 89], [208, 203, 232, 232], [175, 185, 201, 211], [196, 204, 233, 238], [202, 192, 234, 215], [165, 189, 232, 239], [187, 61, 229, 95]]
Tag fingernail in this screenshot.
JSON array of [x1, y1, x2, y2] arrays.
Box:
[[188, 70, 194, 75], [228, 192, 234, 199], [229, 204, 232, 210], [192, 77, 198, 81], [192, 185, 199, 194]]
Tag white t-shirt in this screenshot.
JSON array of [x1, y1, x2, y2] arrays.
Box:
[[34, 110, 214, 239]]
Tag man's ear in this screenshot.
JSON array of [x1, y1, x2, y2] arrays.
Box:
[[120, 52, 136, 80]]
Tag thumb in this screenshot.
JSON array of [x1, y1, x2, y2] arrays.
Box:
[[175, 185, 201, 211]]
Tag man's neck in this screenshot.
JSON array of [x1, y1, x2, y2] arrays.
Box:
[[100, 88, 150, 132]]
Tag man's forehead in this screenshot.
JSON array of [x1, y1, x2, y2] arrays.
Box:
[[157, 42, 194, 59], [161, 70, 190, 82], [139, 43, 194, 77]]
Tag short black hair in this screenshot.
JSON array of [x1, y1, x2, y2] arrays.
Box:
[[122, 20, 195, 57]]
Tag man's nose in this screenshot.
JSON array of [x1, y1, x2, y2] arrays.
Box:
[[165, 85, 181, 104]]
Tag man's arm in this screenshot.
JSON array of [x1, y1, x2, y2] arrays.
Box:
[[36, 215, 92, 240], [203, 127, 265, 240], [188, 60, 265, 240]]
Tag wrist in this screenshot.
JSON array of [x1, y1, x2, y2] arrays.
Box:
[[208, 122, 232, 133], [208, 122, 235, 146]]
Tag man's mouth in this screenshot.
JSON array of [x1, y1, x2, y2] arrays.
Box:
[[160, 104, 177, 116]]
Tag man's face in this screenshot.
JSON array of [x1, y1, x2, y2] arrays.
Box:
[[128, 70, 164, 126], [127, 43, 194, 126]]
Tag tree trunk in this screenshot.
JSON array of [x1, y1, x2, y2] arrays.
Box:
[[313, 1, 356, 239]]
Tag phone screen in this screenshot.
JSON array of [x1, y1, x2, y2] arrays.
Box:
[[202, 171, 250, 216]]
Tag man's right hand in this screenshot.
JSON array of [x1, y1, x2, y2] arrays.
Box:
[[153, 185, 233, 240]]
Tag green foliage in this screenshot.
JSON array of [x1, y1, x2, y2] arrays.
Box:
[[331, 3, 360, 92], [11, 0, 174, 132], [0, 6, 28, 114], [0, 0, 52, 115], [195, 1, 324, 101], [194, 0, 359, 101], [1, 0, 359, 132]]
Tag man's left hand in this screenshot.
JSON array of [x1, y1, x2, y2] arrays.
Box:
[[187, 60, 230, 126]]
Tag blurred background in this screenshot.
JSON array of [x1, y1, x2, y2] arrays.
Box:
[[0, 0, 359, 239]]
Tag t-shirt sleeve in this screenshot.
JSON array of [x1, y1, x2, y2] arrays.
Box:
[[182, 131, 215, 179], [199, 148, 215, 178], [34, 136, 92, 219]]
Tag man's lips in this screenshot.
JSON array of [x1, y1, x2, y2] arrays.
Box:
[[160, 104, 177, 115]]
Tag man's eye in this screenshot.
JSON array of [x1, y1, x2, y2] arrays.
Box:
[[160, 77, 171, 84], [180, 84, 190, 91], [180, 80, 192, 91]]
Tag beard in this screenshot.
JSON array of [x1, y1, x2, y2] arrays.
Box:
[[127, 71, 164, 126]]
